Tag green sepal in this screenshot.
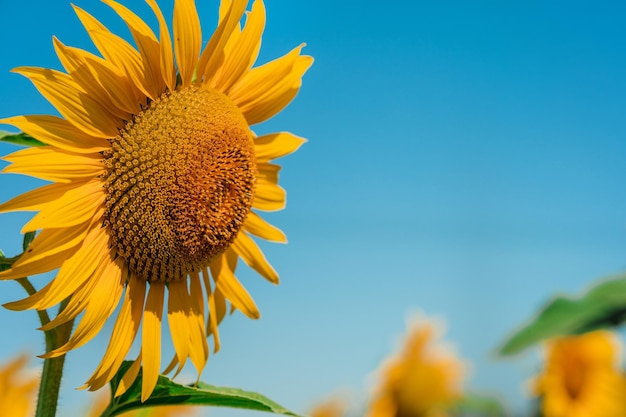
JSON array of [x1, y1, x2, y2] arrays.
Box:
[[100, 361, 302, 417], [499, 273, 626, 355], [0, 232, 36, 271], [23, 231, 36, 251], [0, 131, 45, 147]]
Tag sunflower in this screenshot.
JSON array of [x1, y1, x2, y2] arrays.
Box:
[[366, 316, 466, 417], [0, 0, 312, 401], [0, 355, 38, 417], [532, 330, 626, 417]]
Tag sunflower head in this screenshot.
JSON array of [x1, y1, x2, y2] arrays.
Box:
[[0, 0, 311, 402], [102, 85, 256, 283], [532, 330, 626, 417]]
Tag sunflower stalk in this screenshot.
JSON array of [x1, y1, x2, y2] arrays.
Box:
[[16, 278, 52, 344], [10, 232, 74, 417], [35, 298, 74, 417]]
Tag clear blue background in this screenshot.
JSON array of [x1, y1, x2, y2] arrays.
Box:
[[2, 0, 626, 416]]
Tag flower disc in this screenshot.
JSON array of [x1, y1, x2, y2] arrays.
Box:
[[103, 85, 256, 282]]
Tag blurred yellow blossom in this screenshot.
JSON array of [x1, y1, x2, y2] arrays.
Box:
[[0, 355, 38, 417], [365, 315, 466, 417], [309, 396, 349, 417], [532, 330, 626, 417]]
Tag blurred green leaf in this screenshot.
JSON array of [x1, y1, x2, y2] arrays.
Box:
[[451, 393, 510, 417], [0, 131, 45, 147], [101, 361, 302, 417], [499, 273, 626, 355]]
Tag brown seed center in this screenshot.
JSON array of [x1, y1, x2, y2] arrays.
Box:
[[103, 85, 255, 282]]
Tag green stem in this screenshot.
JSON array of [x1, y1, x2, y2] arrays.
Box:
[[17, 276, 74, 417], [17, 277, 51, 326], [35, 298, 74, 417], [10, 234, 75, 417]]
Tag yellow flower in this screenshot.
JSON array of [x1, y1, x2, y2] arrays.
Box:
[[366, 316, 466, 417], [532, 330, 626, 417], [0, 355, 38, 417], [0, 0, 312, 401]]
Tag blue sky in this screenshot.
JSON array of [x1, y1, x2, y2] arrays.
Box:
[[2, 0, 626, 416]]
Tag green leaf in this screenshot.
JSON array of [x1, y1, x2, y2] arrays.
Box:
[[100, 361, 303, 417], [499, 273, 626, 355], [450, 393, 510, 417], [0, 131, 45, 147]]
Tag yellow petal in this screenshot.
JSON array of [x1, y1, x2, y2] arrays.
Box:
[[145, 0, 176, 91], [256, 162, 280, 184], [254, 132, 306, 162], [102, 0, 165, 98], [30, 225, 109, 310], [44, 255, 124, 357], [7, 220, 91, 274], [40, 266, 100, 331], [252, 177, 286, 211], [218, 0, 233, 23], [202, 270, 221, 353], [115, 353, 142, 397], [0, 115, 108, 153], [2, 146, 104, 183], [0, 181, 86, 214], [52, 37, 133, 119], [209, 251, 260, 319], [142, 282, 165, 402], [188, 271, 209, 375], [0, 245, 76, 281], [167, 280, 191, 377], [72, 5, 151, 101], [12, 67, 122, 138], [229, 45, 313, 125], [214, 286, 228, 326], [243, 211, 286, 243], [197, 0, 247, 83], [4, 223, 109, 311], [232, 231, 279, 283], [86, 275, 145, 391], [22, 180, 105, 232], [173, 0, 202, 87], [247, 54, 313, 125], [213, 0, 265, 92]]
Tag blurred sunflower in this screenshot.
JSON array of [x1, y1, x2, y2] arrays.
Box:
[[309, 396, 348, 417], [0, 0, 311, 401], [532, 330, 626, 417], [365, 316, 466, 417], [0, 355, 38, 417]]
